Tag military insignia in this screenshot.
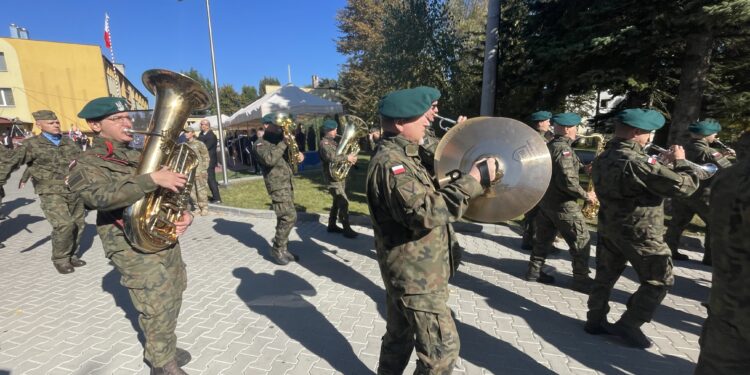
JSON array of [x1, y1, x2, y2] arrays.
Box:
[[391, 165, 406, 175], [115, 101, 126, 111], [647, 156, 657, 165]]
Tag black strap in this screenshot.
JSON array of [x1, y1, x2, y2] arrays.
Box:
[[478, 159, 491, 188]]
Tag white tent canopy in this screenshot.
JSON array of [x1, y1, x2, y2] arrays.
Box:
[[227, 84, 343, 128], [205, 114, 230, 128]]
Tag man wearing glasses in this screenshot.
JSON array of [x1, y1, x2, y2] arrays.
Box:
[[0, 109, 85, 274], [68, 97, 193, 374]]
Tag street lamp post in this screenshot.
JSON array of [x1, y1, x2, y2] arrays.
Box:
[[204, 0, 229, 185]]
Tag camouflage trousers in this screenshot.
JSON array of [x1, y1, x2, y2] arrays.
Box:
[[521, 205, 540, 247], [39, 193, 85, 264], [665, 197, 711, 260], [270, 188, 296, 251], [378, 288, 459, 375], [109, 244, 187, 368], [328, 185, 350, 227], [695, 314, 750, 374], [530, 205, 590, 278], [190, 173, 209, 211], [586, 236, 674, 327]]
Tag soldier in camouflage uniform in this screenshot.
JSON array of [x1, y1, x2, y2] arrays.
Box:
[[318, 119, 358, 238], [367, 88, 500, 374], [584, 109, 699, 349], [253, 112, 305, 266], [0, 110, 85, 274], [695, 131, 750, 374], [521, 111, 555, 250], [665, 119, 733, 264], [183, 127, 210, 216], [67, 97, 193, 375], [525, 113, 596, 293]]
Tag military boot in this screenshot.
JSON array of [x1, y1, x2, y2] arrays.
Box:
[[70, 257, 87, 267], [672, 250, 689, 261], [150, 359, 188, 375], [283, 249, 300, 262], [607, 320, 652, 349], [271, 247, 290, 266], [175, 348, 192, 367], [53, 261, 75, 274], [525, 261, 555, 284], [327, 223, 343, 233], [572, 276, 594, 294], [583, 319, 609, 335], [342, 225, 358, 239]]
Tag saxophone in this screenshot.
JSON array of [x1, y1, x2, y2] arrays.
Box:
[[330, 115, 368, 181], [579, 133, 605, 220], [123, 69, 211, 253], [275, 113, 300, 173]]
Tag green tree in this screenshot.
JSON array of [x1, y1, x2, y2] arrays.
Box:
[[258, 76, 281, 96], [218, 84, 242, 117], [182, 68, 215, 115], [239, 85, 258, 106]]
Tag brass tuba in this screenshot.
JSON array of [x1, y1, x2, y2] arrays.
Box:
[[123, 69, 211, 253], [577, 134, 605, 220], [330, 115, 368, 181]]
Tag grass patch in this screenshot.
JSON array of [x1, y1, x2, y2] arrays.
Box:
[[221, 155, 371, 215]]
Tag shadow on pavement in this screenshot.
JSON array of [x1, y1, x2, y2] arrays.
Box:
[[1, 213, 45, 245], [76, 223, 98, 259], [233, 267, 373, 374], [458, 259, 696, 374], [211, 218, 273, 262], [101, 266, 145, 346], [0, 197, 35, 216]]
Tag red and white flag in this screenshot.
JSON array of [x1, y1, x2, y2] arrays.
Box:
[[103, 13, 112, 49]]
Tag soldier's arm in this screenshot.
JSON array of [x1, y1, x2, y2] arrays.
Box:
[[20, 167, 30, 185], [555, 153, 588, 201], [68, 162, 159, 211], [0, 144, 29, 186], [319, 141, 347, 164], [253, 139, 287, 168], [704, 148, 733, 169], [379, 163, 483, 230], [632, 159, 699, 198]]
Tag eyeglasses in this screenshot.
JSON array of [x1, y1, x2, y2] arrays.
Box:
[[105, 115, 133, 123]]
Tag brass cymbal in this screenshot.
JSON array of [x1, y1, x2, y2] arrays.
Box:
[[434, 117, 552, 223]]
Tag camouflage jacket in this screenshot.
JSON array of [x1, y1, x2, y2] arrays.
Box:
[[253, 132, 293, 193], [185, 138, 210, 177], [366, 134, 482, 297], [592, 139, 699, 252], [418, 129, 440, 174], [319, 135, 348, 186], [539, 129, 554, 143], [67, 137, 158, 256], [0, 133, 81, 195], [708, 158, 750, 340], [539, 136, 588, 211], [683, 138, 732, 201]]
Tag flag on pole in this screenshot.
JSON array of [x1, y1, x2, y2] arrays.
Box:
[[104, 13, 112, 49]]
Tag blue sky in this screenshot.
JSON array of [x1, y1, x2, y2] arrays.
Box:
[[1, 0, 348, 104]]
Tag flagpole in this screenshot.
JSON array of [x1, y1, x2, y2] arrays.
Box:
[[104, 13, 121, 97], [204, 0, 229, 186]]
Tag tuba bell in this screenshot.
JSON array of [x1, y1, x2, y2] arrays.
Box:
[[123, 69, 211, 253], [330, 115, 368, 181]]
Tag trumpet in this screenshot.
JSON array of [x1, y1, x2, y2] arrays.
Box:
[[714, 139, 736, 156], [434, 114, 457, 131], [644, 143, 718, 180]]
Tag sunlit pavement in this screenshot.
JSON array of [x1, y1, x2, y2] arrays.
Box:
[[0, 170, 709, 374]]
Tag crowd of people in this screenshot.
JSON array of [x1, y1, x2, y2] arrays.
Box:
[[0, 84, 747, 374]]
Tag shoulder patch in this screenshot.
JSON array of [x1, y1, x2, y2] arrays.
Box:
[[712, 151, 722, 159], [390, 164, 406, 175], [66, 169, 90, 191], [562, 150, 572, 157], [647, 156, 657, 165]]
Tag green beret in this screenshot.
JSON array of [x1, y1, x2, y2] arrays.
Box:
[[414, 86, 441, 102], [551, 112, 581, 127], [322, 119, 338, 131], [32, 110, 58, 121], [530, 111, 552, 121], [688, 119, 721, 135], [78, 97, 130, 120], [378, 88, 432, 119], [616, 109, 665, 131]]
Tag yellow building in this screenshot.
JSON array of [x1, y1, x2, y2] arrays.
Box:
[[0, 36, 147, 133]]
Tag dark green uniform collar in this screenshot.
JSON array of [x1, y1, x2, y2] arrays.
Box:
[[383, 133, 420, 157], [612, 138, 644, 152], [552, 135, 574, 145]]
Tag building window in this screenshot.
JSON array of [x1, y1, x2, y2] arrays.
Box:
[[0, 88, 15, 106], [0, 52, 7, 71]]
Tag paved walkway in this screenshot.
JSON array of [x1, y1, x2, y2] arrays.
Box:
[[0, 170, 712, 374]]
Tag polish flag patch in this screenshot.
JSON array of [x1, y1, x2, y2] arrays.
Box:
[[562, 151, 572, 157], [647, 156, 657, 165], [712, 151, 722, 158], [391, 165, 406, 175]]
